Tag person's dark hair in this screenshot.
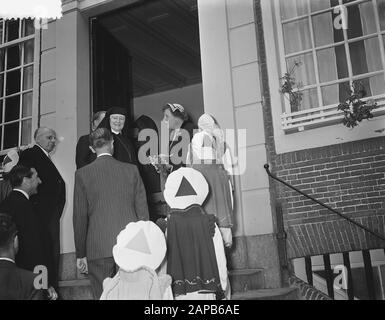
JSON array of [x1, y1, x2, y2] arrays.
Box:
[[89, 128, 113, 149], [92, 111, 106, 125], [0, 214, 17, 249], [7, 165, 33, 188], [162, 103, 189, 121], [134, 115, 158, 133]]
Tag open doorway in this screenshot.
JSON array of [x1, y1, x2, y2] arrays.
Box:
[[90, 0, 204, 133]]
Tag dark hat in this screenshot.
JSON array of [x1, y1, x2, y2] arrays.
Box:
[[108, 107, 127, 116]]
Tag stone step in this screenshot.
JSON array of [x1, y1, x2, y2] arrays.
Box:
[[59, 278, 93, 300], [228, 268, 265, 293], [231, 287, 299, 300]]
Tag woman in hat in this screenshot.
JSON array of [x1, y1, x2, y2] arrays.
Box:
[[97, 107, 137, 165], [187, 113, 234, 249], [162, 103, 197, 172]]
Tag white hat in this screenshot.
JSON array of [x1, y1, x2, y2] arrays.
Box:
[[163, 167, 209, 209], [3, 150, 19, 173], [112, 221, 166, 272]]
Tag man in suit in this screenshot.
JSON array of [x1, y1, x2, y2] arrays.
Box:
[[73, 128, 149, 299], [18, 127, 66, 292], [75, 111, 106, 169], [0, 165, 58, 300], [0, 213, 45, 300]]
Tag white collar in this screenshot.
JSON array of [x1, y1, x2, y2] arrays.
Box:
[[13, 188, 29, 200], [36, 144, 50, 158], [111, 129, 121, 135], [0, 257, 15, 264], [97, 153, 112, 158]]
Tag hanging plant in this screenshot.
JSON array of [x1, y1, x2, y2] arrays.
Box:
[[337, 81, 377, 128], [280, 61, 303, 112]]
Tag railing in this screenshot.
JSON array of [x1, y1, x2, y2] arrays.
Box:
[[264, 164, 385, 300]]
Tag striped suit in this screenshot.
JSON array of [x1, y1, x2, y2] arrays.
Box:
[[73, 154, 149, 298]]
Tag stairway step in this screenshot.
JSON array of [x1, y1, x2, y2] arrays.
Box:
[[59, 279, 93, 300], [231, 287, 299, 300], [228, 268, 264, 293]]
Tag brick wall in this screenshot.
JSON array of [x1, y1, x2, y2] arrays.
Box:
[[274, 137, 385, 258], [254, 0, 385, 260]]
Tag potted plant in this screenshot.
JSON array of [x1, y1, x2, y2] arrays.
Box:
[[337, 81, 377, 128], [280, 61, 303, 112]]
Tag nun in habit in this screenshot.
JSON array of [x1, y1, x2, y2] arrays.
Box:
[[187, 113, 234, 248], [97, 107, 137, 165]]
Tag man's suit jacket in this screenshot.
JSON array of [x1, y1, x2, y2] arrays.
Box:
[[73, 155, 149, 260], [0, 260, 45, 300], [75, 134, 96, 169], [0, 191, 47, 272], [18, 145, 66, 222]]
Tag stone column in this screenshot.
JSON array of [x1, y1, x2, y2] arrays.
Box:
[[198, 0, 282, 288]]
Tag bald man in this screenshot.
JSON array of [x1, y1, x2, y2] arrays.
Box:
[[18, 127, 66, 294]]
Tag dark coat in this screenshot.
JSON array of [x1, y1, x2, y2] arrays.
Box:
[[112, 133, 137, 165], [18, 145, 66, 223], [169, 121, 197, 171], [75, 134, 96, 169], [0, 191, 47, 272], [73, 155, 149, 260], [0, 260, 45, 300]]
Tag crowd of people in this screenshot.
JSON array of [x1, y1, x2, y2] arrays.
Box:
[[0, 103, 235, 300]]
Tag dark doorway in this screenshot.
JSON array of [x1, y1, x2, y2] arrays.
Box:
[[90, 0, 203, 128], [90, 18, 133, 122]]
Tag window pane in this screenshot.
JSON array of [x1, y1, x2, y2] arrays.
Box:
[[6, 45, 21, 69], [379, 0, 385, 30], [24, 39, 34, 64], [356, 74, 385, 97], [0, 74, 3, 98], [317, 45, 348, 82], [321, 81, 350, 106], [283, 18, 312, 54], [350, 38, 382, 76], [0, 20, 3, 45], [0, 100, 3, 123], [21, 119, 31, 146], [3, 122, 19, 149], [0, 49, 4, 72], [311, 0, 331, 12], [312, 11, 337, 47], [23, 19, 35, 37], [5, 69, 21, 95], [286, 53, 316, 86], [22, 92, 32, 117], [5, 95, 20, 122], [5, 19, 19, 42], [347, 2, 377, 39], [297, 88, 318, 111], [280, 0, 308, 20], [23, 66, 33, 90]]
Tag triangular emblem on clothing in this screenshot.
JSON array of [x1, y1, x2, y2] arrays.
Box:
[[124, 229, 152, 255], [175, 176, 197, 197]]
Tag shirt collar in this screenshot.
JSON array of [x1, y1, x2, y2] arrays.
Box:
[[0, 257, 15, 264], [36, 144, 50, 158], [13, 188, 29, 200], [111, 129, 121, 135], [97, 153, 113, 158]]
